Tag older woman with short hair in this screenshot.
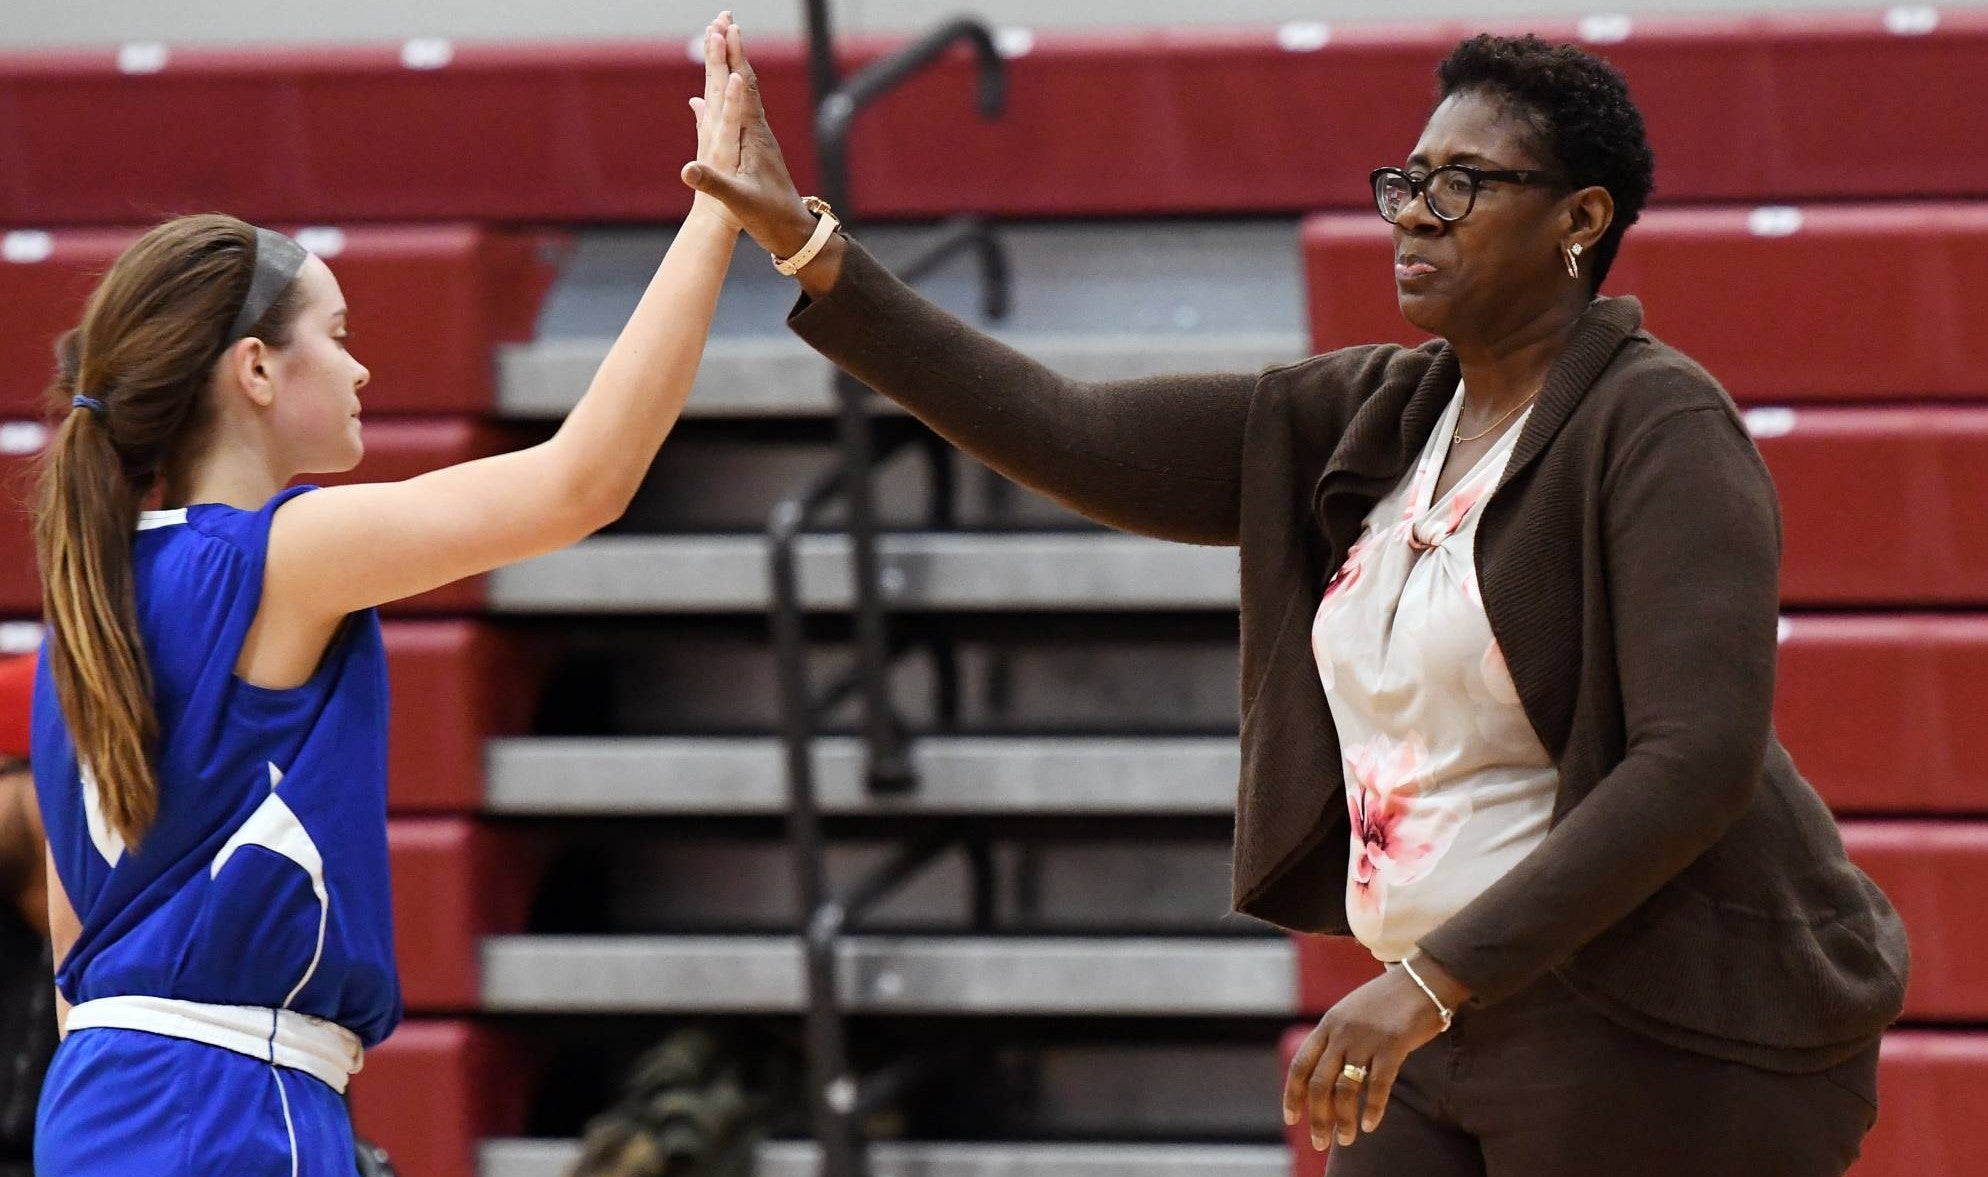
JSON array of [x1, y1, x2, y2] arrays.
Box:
[[686, 20, 1907, 1175]]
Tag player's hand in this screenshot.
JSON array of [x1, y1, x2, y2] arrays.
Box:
[[686, 13, 748, 233]]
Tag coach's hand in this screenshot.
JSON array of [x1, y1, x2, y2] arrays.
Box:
[[1282, 954, 1471, 1151], [681, 13, 822, 264]]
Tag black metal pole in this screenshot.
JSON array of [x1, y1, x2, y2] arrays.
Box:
[[769, 496, 868, 1177], [834, 374, 914, 792], [802, 0, 842, 123], [778, 10, 1014, 1174]]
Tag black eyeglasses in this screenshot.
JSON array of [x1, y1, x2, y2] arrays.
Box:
[[1371, 164, 1561, 224]]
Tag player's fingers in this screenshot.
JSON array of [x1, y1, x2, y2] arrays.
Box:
[[716, 72, 746, 166], [702, 24, 726, 114]]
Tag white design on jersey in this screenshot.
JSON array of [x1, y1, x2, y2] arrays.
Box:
[[80, 763, 126, 867], [135, 508, 188, 531], [210, 762, 328, 1009]]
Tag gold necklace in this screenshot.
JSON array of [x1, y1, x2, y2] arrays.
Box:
[[1453, 390, 1540, 444]]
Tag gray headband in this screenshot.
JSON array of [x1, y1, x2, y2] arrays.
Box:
[[226, 227, 309, 341]]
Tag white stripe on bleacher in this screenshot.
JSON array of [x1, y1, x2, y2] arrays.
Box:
[[484, 736, 1240, 816], [481, 1140, 1292, 1177], [488, 533, 1240, 614], [479, 935, 1296, 1015]]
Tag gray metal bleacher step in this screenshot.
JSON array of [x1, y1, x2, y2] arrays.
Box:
[[504, 220, 1307, 418], [481, 1140, 1291, 1177], [480, 935, 1295, 1015], [486, 735, 1239, 815], [488, 533, 1239, 613], [500, 331, 1307, 419]]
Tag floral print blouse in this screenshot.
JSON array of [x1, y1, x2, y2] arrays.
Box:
[[1311, 384, 1560, 963]]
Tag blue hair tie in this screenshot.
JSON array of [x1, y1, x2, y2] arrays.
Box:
[[71, 394, 106, 416]]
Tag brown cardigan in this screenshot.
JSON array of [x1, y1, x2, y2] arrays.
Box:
[[789, 239, 1909, 1070]]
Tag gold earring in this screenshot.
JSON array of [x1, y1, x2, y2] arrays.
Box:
[[1563, 241, 1584, 280]]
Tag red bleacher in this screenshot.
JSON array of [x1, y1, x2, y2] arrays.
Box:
[[388, 818, 544, 1011], [0, 224, 560, 417], [1844, 823, 1985, 1023], [1280, 1026, 1988, 1177], [0, 418, 516, 614], [1862, 1033, 1988, 1177], [365, 823, 545, 1177], [1779, 616, 1988, 814], [384, 621, 542, 812], [1305, 204, 1988, 403], [352, 1020, 531, 1177], [1763, 408, 1988, 607], [4, 12, 1988, 222]]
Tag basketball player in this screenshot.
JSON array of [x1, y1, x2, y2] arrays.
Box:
[[30, 18, 750, 1174]]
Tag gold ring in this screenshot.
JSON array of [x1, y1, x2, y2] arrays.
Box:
[[1339, 1063, 1369, 1085]]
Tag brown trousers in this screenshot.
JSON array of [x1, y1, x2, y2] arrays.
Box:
[[1327, 976, 1880, 1177]]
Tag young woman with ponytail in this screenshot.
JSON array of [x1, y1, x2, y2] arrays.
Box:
[[29, 19, 751, 1174]]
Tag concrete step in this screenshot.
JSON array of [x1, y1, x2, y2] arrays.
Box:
[[487, 735, 1237, 816], [479, 935, 1294, 1015], [488, 533, 1238, 614], [482, 1140, 1290, 1177]]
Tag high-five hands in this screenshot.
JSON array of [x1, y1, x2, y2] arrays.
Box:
[[682, 12, 821, 260]]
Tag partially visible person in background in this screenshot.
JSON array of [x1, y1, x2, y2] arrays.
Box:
[[0, 652, 55, 1177]]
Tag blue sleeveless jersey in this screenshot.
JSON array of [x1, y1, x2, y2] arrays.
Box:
[[32, 486, 402, 1048]]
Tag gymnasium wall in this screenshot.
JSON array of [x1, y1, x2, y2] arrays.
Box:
[[9, 0, 1988, 49]]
